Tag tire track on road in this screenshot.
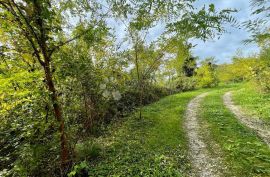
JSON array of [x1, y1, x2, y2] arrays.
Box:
[[223, 91, 270, 147], [185, 93, 224, 177]]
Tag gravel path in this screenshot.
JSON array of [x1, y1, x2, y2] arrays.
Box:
[[185, 93, 224, 177], [223, 91, 270, 147]]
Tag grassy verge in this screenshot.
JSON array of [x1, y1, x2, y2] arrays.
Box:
[[79, 89, 210, 177], [233, 83, 270, 121], [201, 89, 270, 177]]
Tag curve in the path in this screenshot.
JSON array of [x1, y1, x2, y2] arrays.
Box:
[[185, 93, 223, 177], [223, 91, 270, 147]]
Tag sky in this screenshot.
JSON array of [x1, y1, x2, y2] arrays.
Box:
[[109, 0, 260, 64], [191, 0, 260, 63]]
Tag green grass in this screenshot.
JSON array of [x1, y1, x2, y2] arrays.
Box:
[[233, 83, 270, 121], [86, 89, 210, 177], [70, 83, 270, 177], [200, 88, 270, 177]]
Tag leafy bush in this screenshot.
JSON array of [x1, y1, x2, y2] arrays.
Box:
[[217, 57, 258, 83], [74, 140, 102, 161], [0, 71, 62, 177], [252, 65, 270, 92], [68, 161, 90, 177], [251, 46, 270, 92], [174, 75, 197, 92], [105, 85, 171, 120], [196, 62, 218, 88]]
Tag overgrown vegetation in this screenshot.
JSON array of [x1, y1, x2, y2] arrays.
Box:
[[216, 0, 270, 93], [0, 0, 237, 176], [71, 89, 208, 176], [1, 0, 270, 176]]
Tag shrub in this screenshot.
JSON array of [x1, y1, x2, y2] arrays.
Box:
[[74, 140, 102, 161], [216, 57, 258, 83], [68, 161, 90, 177], [104, 85, 171, 121], [174, 75, 197, 92], [196, 61, 218, 88], [251, 46, 270, 92], [251, 65, 270, 92]]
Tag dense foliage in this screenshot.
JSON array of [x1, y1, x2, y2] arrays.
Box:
[[216, 46, 270, 92], [216, 0, 270, 90], [4, 0, 270, 176]]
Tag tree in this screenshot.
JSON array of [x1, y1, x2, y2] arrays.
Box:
[[245, 0, 270, 44], [0, 0, 238, 174], [115, 1, 236, 118], [0, 0, 107, 171], [183, 57, 197, 77], [196, 58, 218, 88]]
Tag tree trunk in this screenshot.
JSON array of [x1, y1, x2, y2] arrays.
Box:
[[135, 42, 143, 119], [43, 61, 69, 170]]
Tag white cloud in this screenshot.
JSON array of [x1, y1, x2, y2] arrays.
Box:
[[191, 0, 260, 63]]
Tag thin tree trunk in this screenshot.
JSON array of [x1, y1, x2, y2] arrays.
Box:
[[43, 60, 69, 170], [34, 0, 70, 168], [2, 0, 70, 172], [135, 42, 143, 119]]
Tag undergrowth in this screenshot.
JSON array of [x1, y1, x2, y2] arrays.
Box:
[[70, 90, 209, 176]]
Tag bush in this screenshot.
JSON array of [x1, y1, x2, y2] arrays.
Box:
[[103, 85, 171, 122], [216, 57, 258, 83], [252, 65, 270, 92], [196, 63, 218, 88], [68, 161, 90, 177], [251, 46, 270, 92], [74, 140, 102, 161], [174, 75, 197, 92]]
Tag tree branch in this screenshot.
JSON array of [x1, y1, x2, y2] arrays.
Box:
[[11, 0, 41, 46], [1, 1, 45, 66], [48, 30, 90, 58]]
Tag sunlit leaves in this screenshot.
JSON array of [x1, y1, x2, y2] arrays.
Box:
[[196, 58, 218, 88], [0, 0, 244, 176], [245, 0, 270, 43], [167, 4, 237, 40]]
